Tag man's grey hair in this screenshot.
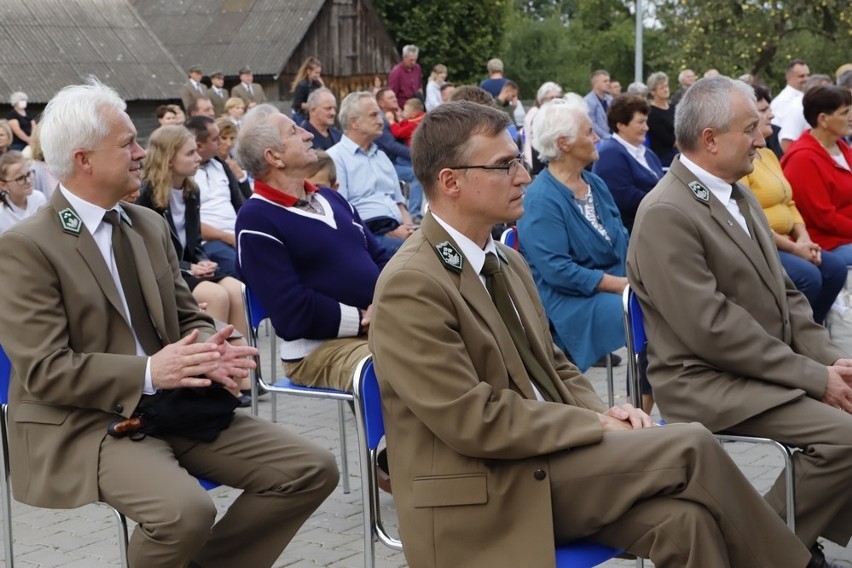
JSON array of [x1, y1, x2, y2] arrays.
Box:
[[675, 76, 755, 153], [838, 70, 852, 90], [236, 104, 284, 179], [306, 87, 335, 111], [646, 72, 669, 94], [532, 95, 590, 162], [627, 82, 649, 96], [402, 45, 419, 58], [40, 78, 126, 181], [535, 81, 563, 104], [804, 74, 831, 93], [9, 92, 27, 106], [678, 69, 694, 84], [487, 58, 504, 73], [338, 91, 374, 132]]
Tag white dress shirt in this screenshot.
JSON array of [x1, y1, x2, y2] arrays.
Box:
[[679, 155, 750, 236]]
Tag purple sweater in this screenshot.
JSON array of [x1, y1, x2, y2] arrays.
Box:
[[236, 187, 389, 358]]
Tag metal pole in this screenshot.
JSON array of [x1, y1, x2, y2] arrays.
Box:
[[635, 0, 644, 85]]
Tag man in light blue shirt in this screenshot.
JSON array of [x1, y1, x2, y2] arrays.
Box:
[[328, 91, 416, 255], [583, 70, 613, 141]]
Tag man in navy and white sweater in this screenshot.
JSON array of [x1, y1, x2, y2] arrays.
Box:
[[235, 104, 389, 391]]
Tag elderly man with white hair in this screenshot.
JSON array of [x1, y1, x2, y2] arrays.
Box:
[[388, 44, 423, 106], [328, 91, 415, 255], [235, 104, 389, 391], [0, 79, 338, 568]]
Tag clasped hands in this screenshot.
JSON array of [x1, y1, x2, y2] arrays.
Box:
[[598, 403, 653, 431], [825, 359, 852, 414], [149, 325, 257, 395]]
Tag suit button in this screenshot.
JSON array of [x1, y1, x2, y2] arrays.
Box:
[[533, 469, 546, 481], [114, 403, 124, 413]]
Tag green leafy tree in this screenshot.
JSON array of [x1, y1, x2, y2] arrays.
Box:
[[372, 0, 511, 87], [652, 0, 851, 92], [502, 0, 645, 97]]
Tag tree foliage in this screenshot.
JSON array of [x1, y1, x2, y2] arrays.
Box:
[[502, 0, 644, 97], [371, 0, 511, 87], [652, 0, 851, 92]]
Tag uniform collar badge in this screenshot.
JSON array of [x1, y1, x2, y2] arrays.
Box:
[[435, 240, 463, 273], [58, 208, 82, 235], [688, 181, 710, 203]]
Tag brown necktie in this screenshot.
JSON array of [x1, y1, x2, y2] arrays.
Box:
[[103, 210, 162, 355], [481, 253, 560, 402]]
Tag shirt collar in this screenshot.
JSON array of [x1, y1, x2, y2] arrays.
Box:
[[340, 134, 377, 156], [613, 134, 646, 160], [431, 212, 497, 276], [59, 185, 123, 235], [252, 179, 318, 207], [679, 154, 734, 204]]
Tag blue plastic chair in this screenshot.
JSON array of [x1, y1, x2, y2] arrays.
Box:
[[353, 358, 625, 568], [500, 226, 618, 409], [622, 285, 797, 531], [241, 283, 353, 493], [0, 344, 219, 567]]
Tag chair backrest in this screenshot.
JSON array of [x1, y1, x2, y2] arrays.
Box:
[[0, 346, 10, 406], [242, 283, 268, 333], [499, 226, 519, 250], [626, 287, 647, 352], [357, 360, 385, 451]]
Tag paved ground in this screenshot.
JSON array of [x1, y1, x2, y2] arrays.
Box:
[[3, 340, 851, 567]]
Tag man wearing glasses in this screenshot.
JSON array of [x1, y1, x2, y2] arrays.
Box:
[[368, 100, 811, 568]]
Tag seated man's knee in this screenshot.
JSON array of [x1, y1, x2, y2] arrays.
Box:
[[148, 489, 217, 544]]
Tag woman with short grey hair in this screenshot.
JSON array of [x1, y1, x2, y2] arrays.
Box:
[[518, 98, 630, 371], [646, 71, 677, 166], [6, 91, 37, 151], [522, 81, 563, 172]]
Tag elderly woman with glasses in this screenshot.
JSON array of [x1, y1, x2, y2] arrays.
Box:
[[517, 96, 629, 372], [0, 151, 45, 233]]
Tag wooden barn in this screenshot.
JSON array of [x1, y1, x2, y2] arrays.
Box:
[[133, 0, 400, 110]]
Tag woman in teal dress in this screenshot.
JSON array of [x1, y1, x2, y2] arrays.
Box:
[[518, 97, 629, 372]]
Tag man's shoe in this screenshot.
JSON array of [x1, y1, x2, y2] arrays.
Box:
[[808, 542, 841, 568], [237, 393, 251, 408], [376, 448, 392, 494], [592, 353, 622, 367]]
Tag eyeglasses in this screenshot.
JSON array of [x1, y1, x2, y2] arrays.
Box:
[[448, 155, 529, 177], [3, 170, 33, 184]]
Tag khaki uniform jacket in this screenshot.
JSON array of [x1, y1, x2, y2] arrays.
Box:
[[208, 86, 230, 118], [0, 190, 215, 508], [627, 157, 843, 432], [179, 80, 209, 114], [369, 214, 607, 568], [230, 82, 266, 105]]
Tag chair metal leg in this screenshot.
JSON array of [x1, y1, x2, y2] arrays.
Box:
[[337, 400, 350, 494], [1, 409, 14, 568], [106, 507, 130, 568], [605, 353, 615, 409]]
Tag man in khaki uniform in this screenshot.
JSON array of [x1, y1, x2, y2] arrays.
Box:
[[628, 75, 852, 567], [0, 80, 338, 568], [369, 100, 812, 568]]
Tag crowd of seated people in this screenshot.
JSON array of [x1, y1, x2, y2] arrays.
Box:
[[0, 51, 849, 567]]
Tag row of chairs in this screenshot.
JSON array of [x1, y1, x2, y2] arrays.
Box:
[[0, 279, 796, 567]]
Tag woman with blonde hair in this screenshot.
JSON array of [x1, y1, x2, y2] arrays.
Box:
[[0, 151, 46, 234], [223, 97, 246, 126], [425, 64, 448, 111], [290, 56, 324, 124], [0, 120, 12, 156], [136, 126, 247, 340]]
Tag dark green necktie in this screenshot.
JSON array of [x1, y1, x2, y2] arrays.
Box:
[[103, 210, 162, 356], [481, 253, 560, 402]]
